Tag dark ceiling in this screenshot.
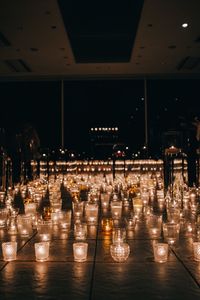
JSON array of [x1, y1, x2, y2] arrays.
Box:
[[0, 0, 200, 80]]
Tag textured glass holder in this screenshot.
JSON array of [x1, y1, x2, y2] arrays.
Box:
[[73, 242, 88, 262], [35, 242, 50, 262], [153, 242, 168, 263], [110, 241, 130, 262], [2, 241, 17, 261]]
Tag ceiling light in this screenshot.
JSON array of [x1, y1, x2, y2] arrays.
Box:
[[182, 23, 188, 28]]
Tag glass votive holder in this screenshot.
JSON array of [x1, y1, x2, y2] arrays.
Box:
[[85, 202, 98, 225], [73, 242, 88, 262], [132, 197, 143, 216], [100, 193, 110, 209], [110, 241, 130, 262], [112, 227, 126, 244], [74, 222, 87, 240], [2, 241, 17, 261], [17, 215, 33, 237], [50, 199, 62, 212], [24, 202, 37, 216], [101, 218, 113, 235], [163, 222, 180, 245], [110, 200, 122, 219], [72, 201, 84, 220], [193, 242, 200, 261], [58, 210, 72, 231], [125, 216, 136, 231], [153, 242, 169, 263], [51, 210, 60, 225], [35, 242, 50, 262], [147, 214, 162, 238], [7, 213, 18, 235], [0, 208, 8, 228], [37, 220, 52, 241], [43, 207, 52, 221], [167, 207, 180, 224]]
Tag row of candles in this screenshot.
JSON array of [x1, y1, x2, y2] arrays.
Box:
[[1, 241, 88, 262], [0, 172, 200, 263]]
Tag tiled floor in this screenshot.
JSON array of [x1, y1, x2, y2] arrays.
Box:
[[1, 215, 200, 299]]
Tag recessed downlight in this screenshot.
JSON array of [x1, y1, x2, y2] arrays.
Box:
[[182, 23, 188, 28]]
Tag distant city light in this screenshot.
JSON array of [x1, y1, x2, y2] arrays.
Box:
[[182, 23, 188, 28]]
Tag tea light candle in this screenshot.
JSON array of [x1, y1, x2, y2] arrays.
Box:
[[153, 242, 168, 263], [2, 241, 17, 261], [193, 242, 200, 261], [73, 242, 88, 262], [34, 242, 50, 262]]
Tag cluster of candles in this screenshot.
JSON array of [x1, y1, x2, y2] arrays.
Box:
[[0, 172, 200, 263]]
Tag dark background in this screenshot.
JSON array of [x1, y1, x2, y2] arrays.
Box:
[[0, 78, 199, 158]]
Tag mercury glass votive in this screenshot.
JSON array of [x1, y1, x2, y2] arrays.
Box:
[[34, 242, 50, 262], [110, 241, 130, 262], [2, 241, 17, 261], [193, 242, 200, 261], [73, 242, 88, 262], [153, 242, 168, 263]]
